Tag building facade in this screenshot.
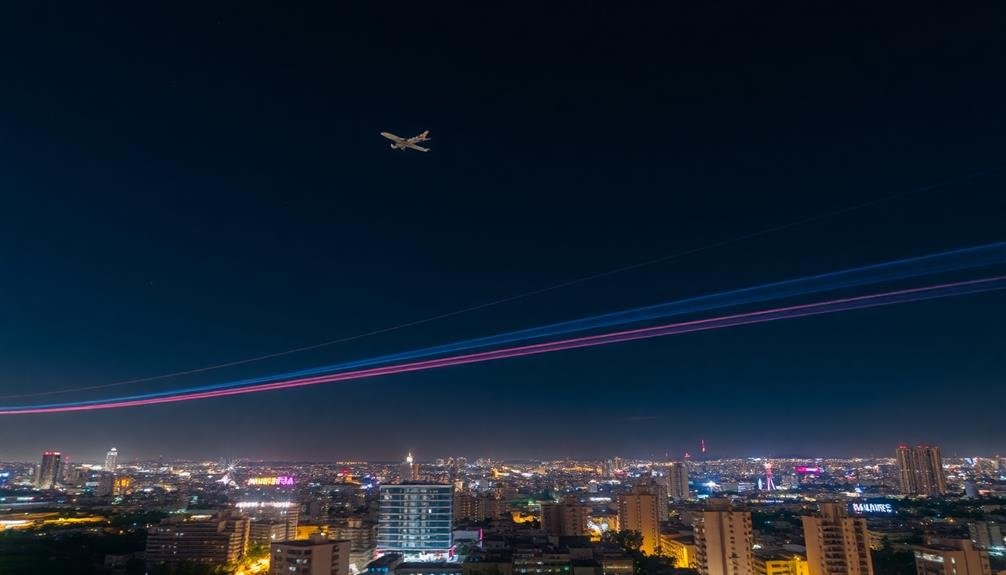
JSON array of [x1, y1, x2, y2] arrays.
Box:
[[667, 462, 689, 500], [146, 512, 250, 567], [694, 500, 754, 575], [660, 532, 697, 569], [455, 491, 507, 523], [239, 501, 300, 546], [897, 445, 948, 496], [378, 483, 453, 557], [540, 500, 591, 537], [912, 538, 991, 575], [401, 453, 420, 482], [270, 533, 351, 575], [754, 552, 809, 575], [968, 521, 1005, 554], [104, 447, 118, 472], [332, 517, 377, 573], [35, 451, 62, 489], [801, 503, 873, 575], [618, 480, 662, 555]]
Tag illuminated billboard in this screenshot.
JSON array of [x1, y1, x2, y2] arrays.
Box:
[[794, 466, 822, 474], [849, 501, 895, 515], [235, 501, 297, 508], [247, 476, 296, 486]]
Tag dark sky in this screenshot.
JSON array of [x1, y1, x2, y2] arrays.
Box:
[[1, 3, 1004, 462]]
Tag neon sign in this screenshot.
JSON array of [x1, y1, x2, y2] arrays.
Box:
[[247, 476, 296, 486], [235, 501, 297, 508], [849, 502, 894, 514], [795, 466, 821, 474]]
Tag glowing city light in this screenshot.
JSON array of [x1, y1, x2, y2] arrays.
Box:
[[246, 476, 296, 486]]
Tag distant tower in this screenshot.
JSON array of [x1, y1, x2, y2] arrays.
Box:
[[700, 439, 706, 455], [104, 447, 118, 472], [401, 452, 419, 482], [667, 462, 690, 500], [35, 451, 63, 489], [896, 445, 947, 496], [763, 463, 776, 491]]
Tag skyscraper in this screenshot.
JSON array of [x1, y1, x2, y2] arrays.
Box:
[[104, 447, 118, 472], [694, 499, 755, 575], [896, 445, 948, 496], [618, 479, 663, 556], [378, 483, 453, 558], [540, 498, 591, 537], [801, 503, 873, 575], [35, 451, 62, 489], [667, 462, 690, 500], [400, 453, 420, 482]]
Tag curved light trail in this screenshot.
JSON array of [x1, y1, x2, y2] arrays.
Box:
[[7, 241, 1004, 408], [2, 275, 1003, 415], [9, 169, 999, 401]]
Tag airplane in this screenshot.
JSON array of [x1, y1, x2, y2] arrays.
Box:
[[380, 130, 431, 152]]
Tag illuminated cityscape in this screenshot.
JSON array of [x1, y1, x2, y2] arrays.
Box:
[[2, 2, 1005, 575], [2, 448, 1006, 573]]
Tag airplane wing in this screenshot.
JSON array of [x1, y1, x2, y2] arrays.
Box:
[[380, 132, 405, 143], [404, 142, 430, 152]]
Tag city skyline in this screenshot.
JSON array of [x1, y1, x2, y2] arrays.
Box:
[[4, 3, 1006, 575], [3, 442, 1002, 466]]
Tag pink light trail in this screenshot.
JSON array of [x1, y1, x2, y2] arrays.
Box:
[[3, 275, 1003, 415]]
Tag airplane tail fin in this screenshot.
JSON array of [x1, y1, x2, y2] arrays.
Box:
[[420, 130, 430, 139]]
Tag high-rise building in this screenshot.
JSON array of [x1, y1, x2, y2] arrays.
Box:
[[454, 491, 506, 523], [694, 499, 754, 575], [896, 445, 948, 496], [82, 470, 114, 497], [35, 451, 62, 489], [331, 517, 377, 573], [540, 499, 590, 537], [270, 533, 351, 575], [968, 521, 1005, 554], [401, 453, 420, 482], [618, 479, 663, 556], [912, 538, 991, 575], [479, 495, 506, 522], [146, 511, 250, 567], [454, 486, 476, 522], [378, 483, 453, 557], [238, 501, 300, 545], [667, 462, 690, 500], [104, 447, 118, 472], [454, 490, 477, 523], [801, 503, 873, 575]]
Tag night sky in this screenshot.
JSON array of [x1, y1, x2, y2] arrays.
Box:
[[1, 4, 1004, 462]]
